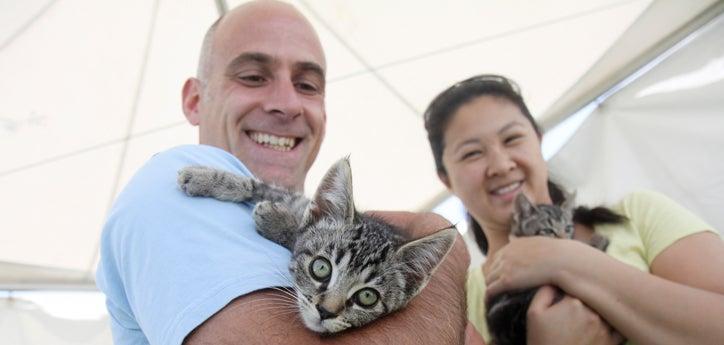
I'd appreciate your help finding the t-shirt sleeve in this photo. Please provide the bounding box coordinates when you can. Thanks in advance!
[621,190,718,264]
[95,145,292,345]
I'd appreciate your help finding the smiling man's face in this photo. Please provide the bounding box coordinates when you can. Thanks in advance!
[183,2,326,191]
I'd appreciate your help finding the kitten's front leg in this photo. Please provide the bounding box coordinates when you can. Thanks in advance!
[177,166,256,202]
[253,201,300,250]
[589,234,610,252]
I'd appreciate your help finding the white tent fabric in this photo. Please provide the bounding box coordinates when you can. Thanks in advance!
[548,8,724,231]
[1,0,722,343]
[540,0,721,129]
[0,297,110,344]
[1,0,665,288]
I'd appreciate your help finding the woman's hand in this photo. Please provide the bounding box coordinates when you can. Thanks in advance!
[485,237,594,298]
[465,321,487,345]
[527,285,624,345]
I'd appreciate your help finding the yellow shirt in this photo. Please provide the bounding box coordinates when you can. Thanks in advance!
[466,190,718,343]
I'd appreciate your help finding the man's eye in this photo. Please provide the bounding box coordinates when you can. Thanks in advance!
[238,75,266,85]
[296,82,320,95]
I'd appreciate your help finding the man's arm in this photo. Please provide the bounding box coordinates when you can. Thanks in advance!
[184,211,470,345]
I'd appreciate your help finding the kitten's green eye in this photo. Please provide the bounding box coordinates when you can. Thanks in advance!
[354,288,380,308]
[309,257,332,281]
[539,228,556,236]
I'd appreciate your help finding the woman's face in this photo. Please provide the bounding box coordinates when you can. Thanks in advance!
[440,95,551,230]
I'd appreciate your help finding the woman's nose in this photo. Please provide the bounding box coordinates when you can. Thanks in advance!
[486,148,516,177]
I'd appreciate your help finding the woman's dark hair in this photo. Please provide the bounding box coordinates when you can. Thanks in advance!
[423,74,625,255]
[424,74,540,176]
[424,74,542,174]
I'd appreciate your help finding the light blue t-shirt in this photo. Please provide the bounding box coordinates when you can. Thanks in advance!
[96,145,292,345]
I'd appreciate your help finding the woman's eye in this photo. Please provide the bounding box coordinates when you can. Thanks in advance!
[353,288,380,308]
[461,150,481,160]
[504,135,522,144]
[309,257,332,281]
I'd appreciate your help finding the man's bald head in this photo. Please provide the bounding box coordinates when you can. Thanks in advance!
[196,0,324,83]
[182,0,328,191]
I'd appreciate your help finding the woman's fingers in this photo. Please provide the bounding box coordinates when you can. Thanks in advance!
[528,285,558,310]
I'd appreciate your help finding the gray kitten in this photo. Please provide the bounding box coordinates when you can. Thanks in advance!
[486,193,610,345]
[511,193,609,250]
[177,158,456,333]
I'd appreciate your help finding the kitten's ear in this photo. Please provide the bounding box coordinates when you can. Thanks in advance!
[513,193,535,227]
[396,226,457,296]
[303,157,355,225]
[560,189,576,212]
[515,193,536,217]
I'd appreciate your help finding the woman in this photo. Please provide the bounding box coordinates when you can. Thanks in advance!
[423,75,724,344]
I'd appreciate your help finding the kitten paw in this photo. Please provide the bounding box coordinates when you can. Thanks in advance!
[253,201,298,249]
[590,234,610,252]
[177,166,216,197]
[253,201,280,226]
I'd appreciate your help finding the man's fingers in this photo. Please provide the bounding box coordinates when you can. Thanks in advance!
[610,330,625,344]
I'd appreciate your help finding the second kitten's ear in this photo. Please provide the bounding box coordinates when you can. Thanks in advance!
[515,193,536,218]
[303,157,355,225]
[513,193,536,229]
[560,189,576,213]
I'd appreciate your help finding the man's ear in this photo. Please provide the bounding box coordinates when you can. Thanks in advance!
[438,171,451,190]
[182,78,202,126]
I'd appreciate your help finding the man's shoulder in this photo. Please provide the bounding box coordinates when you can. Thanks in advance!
[133,145,252,187]
[151,144,250,174]
[109,145,251,214]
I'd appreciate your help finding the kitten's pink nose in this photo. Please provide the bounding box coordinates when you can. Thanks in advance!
[316,305,337,320]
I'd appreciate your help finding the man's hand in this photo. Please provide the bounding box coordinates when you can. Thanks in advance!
[185,211,470,345]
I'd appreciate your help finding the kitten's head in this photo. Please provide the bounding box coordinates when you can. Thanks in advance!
[511,193,574,239]
[289,157,456,333]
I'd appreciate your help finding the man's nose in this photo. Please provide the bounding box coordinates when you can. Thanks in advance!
[262,80,303,119]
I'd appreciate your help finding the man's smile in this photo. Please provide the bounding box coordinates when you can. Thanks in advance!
[247,130,299,152]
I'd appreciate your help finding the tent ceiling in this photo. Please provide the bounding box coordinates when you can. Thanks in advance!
[541,0,721,129]
[4,0,712,287]
[548,9,724,232]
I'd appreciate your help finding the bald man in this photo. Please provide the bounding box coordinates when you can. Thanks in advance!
[96,1,470,344]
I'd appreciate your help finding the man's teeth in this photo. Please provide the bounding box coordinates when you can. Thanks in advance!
[250,132,296,151]
[493,182,522,195]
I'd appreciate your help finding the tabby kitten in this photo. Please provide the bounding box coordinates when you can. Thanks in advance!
[486,193,610,345]
[177,157,456,333]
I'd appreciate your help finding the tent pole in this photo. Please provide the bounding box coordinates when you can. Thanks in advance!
[215,0,228,16]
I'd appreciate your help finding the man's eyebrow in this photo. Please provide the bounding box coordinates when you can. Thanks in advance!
[225,52,274,75]
[295,61,326,80]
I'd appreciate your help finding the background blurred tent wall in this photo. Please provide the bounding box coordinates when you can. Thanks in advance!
[1,295,110,345]
[544,2,724,232]
[1,0,722,343]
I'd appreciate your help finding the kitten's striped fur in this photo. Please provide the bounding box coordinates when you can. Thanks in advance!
[178,158,456,333]
[486,193,610,345]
